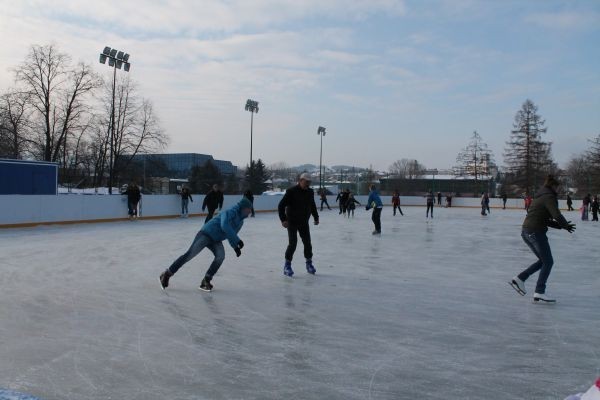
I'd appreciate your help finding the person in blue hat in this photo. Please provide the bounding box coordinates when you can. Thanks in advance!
[159,197,253,292]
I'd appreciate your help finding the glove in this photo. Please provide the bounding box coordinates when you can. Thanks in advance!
[234,245,242,257]
[237,240,244,249]
[365,206,370,211]
[314,219,319,226]
[565,221,576,233]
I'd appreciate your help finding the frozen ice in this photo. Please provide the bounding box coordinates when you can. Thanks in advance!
[0,206,599,400]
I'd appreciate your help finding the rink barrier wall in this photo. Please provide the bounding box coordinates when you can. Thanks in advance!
[0,194,576,228]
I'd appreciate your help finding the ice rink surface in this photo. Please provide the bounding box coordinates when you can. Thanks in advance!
[1,205,599,400]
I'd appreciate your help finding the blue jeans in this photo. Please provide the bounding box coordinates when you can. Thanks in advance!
[168,231,225,279]
[181,198,189,214]
[518,230,554,294]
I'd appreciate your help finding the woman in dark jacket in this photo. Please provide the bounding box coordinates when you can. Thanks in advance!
[509,175,576,303]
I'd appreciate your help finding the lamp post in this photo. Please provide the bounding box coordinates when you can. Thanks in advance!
[317,126,326,190]
[245,99,259,187]
[99,46,130,194]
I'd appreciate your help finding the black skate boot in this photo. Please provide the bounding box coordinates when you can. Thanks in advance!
[199,277,213,292]
[159,269,173,290]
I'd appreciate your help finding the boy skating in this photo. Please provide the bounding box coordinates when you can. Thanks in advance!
[366,184,383,234]
[278,173,319,277]
[159,197,253,292]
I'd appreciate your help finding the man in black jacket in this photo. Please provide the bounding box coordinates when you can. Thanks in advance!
[278,173,319,277]
[202,184,224,223]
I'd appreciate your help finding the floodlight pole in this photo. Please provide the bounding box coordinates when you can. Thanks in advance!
[99,47,130,194]
[109,64,117,194]
[245,99,259,189]
[317,126,326,191]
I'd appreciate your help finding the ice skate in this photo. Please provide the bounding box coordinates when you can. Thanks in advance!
[199,277,213,292]
[283,260,294,277]
[372,230,381,235]
[159,269,173,290]
[509,277,526,296]
[533,293,556,304]
[305,259,316,275]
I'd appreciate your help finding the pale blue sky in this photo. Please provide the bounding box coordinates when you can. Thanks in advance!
[0,0,598,171]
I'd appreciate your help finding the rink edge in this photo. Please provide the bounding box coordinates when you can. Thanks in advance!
[0,205,571,229]
[0,210,278,229]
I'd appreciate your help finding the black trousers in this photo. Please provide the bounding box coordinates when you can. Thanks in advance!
[320,199,331,210]
[205,208,216,223]
[372,207,382,232]
[393,205,403,216]
[285,223,313,261]
[426,202,434,217]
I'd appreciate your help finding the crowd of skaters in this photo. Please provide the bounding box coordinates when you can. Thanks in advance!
[111,172,592,304]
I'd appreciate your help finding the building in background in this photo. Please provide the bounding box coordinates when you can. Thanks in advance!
[130,153,237,179]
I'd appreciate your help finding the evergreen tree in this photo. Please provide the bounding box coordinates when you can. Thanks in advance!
[504,99,554,194]
[189,160,223,194]
[245,159,270,194]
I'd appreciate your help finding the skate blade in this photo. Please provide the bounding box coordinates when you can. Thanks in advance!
[198,287,212,292]
[508,281,526,296]
[533,298,556,304]
[159,277,166,291]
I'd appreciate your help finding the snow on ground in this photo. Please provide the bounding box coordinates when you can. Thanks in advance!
[0,206,599,400]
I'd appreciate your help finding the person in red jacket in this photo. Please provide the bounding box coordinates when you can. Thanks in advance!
[392,190,403,216]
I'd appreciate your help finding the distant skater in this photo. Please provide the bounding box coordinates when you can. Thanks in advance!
[244,189,255,217]
[566,194,573,211]
[524,194,532,213]
[202,184,224,223]
[485,192,491,214]
[592,196,599,222]
[437,192,442,206]
[346,193,361,218]
[159,197,252,292]
[124,183,141,220]
[502,193,507,209]
[582,194,591,221]
[509,175,576,303]
[180,186,193,218]
[426,190,434,219]
[366,184,383,234]
[336,191,344,214]
[278,173,319,277]
[340,189,350,215]
[392,190,404,216]
[480,192,487,216]
[319,190,331,211]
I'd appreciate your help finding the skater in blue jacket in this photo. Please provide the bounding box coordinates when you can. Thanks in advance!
[366,184,383,234]
[159,197,253,292]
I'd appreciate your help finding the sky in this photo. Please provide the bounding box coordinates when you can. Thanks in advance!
[0,0,599,171]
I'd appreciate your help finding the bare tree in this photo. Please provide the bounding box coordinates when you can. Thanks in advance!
[13,44,101,163]
[389,158,426,179]
[565,154,590,194]
[0,90,32,158]
[455,130,496,183]
[100,76,168,185]
[504,99,554,194]
[586,133,600,192]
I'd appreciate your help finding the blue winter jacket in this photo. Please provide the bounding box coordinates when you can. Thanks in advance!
[201,198,251,248]
[366,190,383,210]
